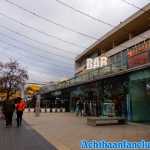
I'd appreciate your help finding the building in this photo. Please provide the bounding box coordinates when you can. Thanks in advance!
[44,4,150,122]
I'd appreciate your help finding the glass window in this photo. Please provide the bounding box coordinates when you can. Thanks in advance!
[122,50,128,66]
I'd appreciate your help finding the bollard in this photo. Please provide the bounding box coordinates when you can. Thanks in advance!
[41,108,45,113]
[30,108,34,112]
[46,108,50,113]
[52,108,56,112]
[62,108,66,112]
[57,108,60,112]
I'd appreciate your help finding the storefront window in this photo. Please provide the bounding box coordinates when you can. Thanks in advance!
[146,81,150,96]
[103,77,128,117]
[129,69,150,122]
[122,50,127,66]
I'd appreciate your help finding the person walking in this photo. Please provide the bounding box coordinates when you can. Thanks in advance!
[16,97,26,127]
[2,99,15,128]
[75,100,80,116]
[79,100,84,116]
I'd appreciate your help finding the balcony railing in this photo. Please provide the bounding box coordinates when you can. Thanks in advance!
[50,39,150,92]
[53,63,128,91]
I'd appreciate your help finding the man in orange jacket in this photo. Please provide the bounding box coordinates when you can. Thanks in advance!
[16,97,26,127]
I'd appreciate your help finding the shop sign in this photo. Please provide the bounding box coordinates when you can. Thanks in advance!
[128,40,150,68]
[128,52,149,68]
[86,56,108,70]
[128,40,150,58]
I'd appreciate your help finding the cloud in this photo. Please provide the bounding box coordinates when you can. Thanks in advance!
[0,0,148,83]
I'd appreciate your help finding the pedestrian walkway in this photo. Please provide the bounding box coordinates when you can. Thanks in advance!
[24,112,150,150]
[0,119,57,150]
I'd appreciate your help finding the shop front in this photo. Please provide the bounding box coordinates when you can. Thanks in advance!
[127,39,150,122]
[67,39,150,120]
[101,76,128,118]
[70,82,100,116]
[129,68,150,122]
[69,75,129,118]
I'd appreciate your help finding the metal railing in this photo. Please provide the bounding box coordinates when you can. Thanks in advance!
[54,63,128,90]
[50,39,150,91]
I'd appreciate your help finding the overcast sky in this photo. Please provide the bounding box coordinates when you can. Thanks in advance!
[0,0,149,84]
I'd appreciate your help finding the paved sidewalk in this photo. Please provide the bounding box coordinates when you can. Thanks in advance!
[24,113,150,150]
[0,118,57,150]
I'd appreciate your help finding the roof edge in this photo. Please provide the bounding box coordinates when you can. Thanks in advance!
[75,3,150,61]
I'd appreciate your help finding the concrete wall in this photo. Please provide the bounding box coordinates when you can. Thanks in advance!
[102,30,150,57]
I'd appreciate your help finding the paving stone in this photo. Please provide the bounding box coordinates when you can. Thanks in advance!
[0,118,57,150]
[24,113,150,150]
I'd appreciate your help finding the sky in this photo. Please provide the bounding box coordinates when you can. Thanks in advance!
[0,0,149,84]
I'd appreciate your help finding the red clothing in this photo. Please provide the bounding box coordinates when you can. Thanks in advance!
[16,101,26,111]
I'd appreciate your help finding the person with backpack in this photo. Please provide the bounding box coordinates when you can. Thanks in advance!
[16,97,26,127]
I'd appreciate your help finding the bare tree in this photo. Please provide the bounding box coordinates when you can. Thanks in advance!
[0,60,28,100]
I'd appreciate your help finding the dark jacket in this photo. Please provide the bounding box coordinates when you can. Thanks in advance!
[2,100,15,114]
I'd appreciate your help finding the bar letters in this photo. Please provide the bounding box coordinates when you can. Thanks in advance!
[86,56,108,70]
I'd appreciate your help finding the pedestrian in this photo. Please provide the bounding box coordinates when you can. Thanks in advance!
[2,99,15,128]
[16,97,26,127]
[75,100,80,116]
[79,100,84,116]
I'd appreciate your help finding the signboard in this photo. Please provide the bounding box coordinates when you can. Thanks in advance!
[86,56,108,70]
[128,51,149,68]
[128,40,150,68]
